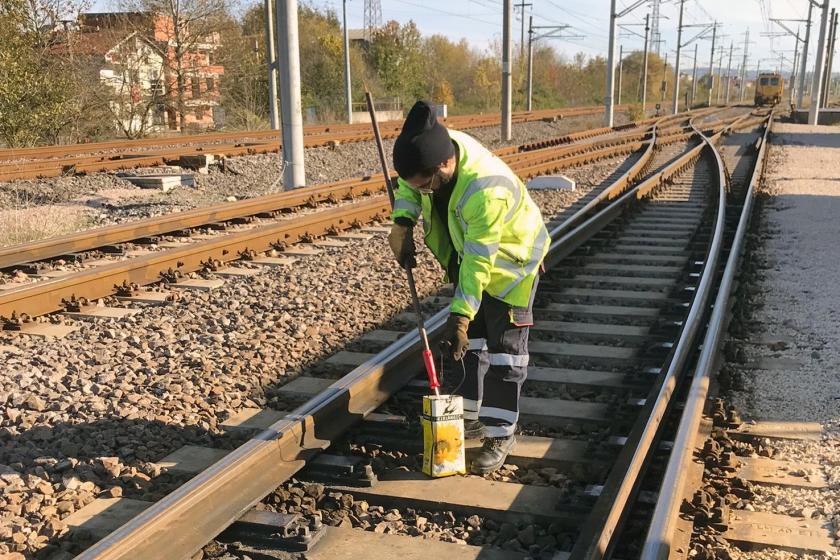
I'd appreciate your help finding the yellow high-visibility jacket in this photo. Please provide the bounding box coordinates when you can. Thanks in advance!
[392,130,549,320]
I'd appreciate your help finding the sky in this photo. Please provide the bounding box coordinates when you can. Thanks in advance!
[87,0,827,75]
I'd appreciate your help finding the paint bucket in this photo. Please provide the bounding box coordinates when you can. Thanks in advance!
[421,394,466,477]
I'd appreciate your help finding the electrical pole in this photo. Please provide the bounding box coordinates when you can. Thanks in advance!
[799,1,815,107]
[526,21,580,111]
[828,11,838,104]
[641,13,650,111]
[820,9,837,106]
[716,45,724,103]
[691,42,698,106]
[707,23,717,106]
[606,0,617,126]
[263,0,280,129]
[502,0,512,140]
[343,0,353,124]
[725,42,734,104]
[740,29,750,102]
[672,0,685,114]
[618,44,624,105]
[808,0,831,125]
[276,0,305,188]
[516,1,532,62]
[527,15,533,111]
[791,44,800,104]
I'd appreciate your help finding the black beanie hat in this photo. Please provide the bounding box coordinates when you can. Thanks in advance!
[393,100,455,178]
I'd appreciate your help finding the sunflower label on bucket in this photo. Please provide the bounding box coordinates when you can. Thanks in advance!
[421,395,466,477]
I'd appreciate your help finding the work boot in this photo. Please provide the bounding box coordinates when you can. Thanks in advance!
[463,419,485,441]
[470,435,516,475]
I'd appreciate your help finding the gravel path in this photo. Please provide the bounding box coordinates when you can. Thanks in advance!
[0,113,628,247]
[0,147,634,558]
[691,123,840,560]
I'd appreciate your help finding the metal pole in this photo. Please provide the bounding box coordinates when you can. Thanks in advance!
[707,23,717,106]
[725,42,734,104]
[827,12,839,104]
[617,44,624,105]
[820,9,836,106]
[691,42,698,106]
[798,1,814,107]
[263,0,280,129]
[740,29,749,102]
[517,1,531,62]
[502,0,512,141]
[791,46,799,104]
[527,16,534,111]
[276,0,306,188]
[641,13,650,111]
[716,45,724,103]
[343,0,353,124]
[808,0,830,124]
[605,0,617,126]
[672,0,685,114]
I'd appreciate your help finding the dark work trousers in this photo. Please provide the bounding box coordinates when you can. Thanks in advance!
[458,276,538,438]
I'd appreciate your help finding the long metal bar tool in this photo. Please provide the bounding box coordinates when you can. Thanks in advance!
[364,90,440,397]
[365,93,466,478]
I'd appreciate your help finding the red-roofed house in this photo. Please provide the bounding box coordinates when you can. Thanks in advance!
[52,12,224,135]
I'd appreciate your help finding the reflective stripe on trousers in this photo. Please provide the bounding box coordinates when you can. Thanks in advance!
[457,276,537,438]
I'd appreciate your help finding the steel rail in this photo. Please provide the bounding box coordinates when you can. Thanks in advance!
[76,305,450,560]
[0,175,384,271]
[545,120,664,242]
[640,112,775,560]
[566,117,748,559]
[0,104,620,163]
[0,198,390,321]
[0,103,699,182]
[69,114,714,560]
[0,124,662,272]
[544,131,708,269]
[0,112,742,325]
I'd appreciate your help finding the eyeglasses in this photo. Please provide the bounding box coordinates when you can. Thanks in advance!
[409,173,438,195]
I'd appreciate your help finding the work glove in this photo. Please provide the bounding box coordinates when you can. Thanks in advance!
[443,313,470,361]
[388,223,416,269]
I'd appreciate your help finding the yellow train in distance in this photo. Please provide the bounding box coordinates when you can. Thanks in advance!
[755,72,785,105]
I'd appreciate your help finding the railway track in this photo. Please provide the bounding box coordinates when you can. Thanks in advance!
[0,109,757,331]
[0,104,642,182]
[40,108,775,560]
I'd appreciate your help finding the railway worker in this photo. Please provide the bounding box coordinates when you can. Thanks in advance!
[387,100,549,475]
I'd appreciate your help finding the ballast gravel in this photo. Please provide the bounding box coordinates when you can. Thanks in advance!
[0,148,635,558]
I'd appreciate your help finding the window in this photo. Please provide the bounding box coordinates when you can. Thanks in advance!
[150,79,164,98]
[153,104,166,125]
[770,78,779,86]
[191,77,201,98]
[760,78,770,86]
[206,77,215,92]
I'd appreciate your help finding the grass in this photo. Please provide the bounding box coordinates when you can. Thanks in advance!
[0,186,93,247]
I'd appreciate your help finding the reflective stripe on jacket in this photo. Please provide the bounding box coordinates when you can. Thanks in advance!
[391,130,549,320]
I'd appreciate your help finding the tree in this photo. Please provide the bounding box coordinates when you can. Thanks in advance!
[366,20,427,105]
[0,1,76,146]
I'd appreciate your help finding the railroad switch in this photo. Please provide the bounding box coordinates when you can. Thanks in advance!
[221,510,326,552]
